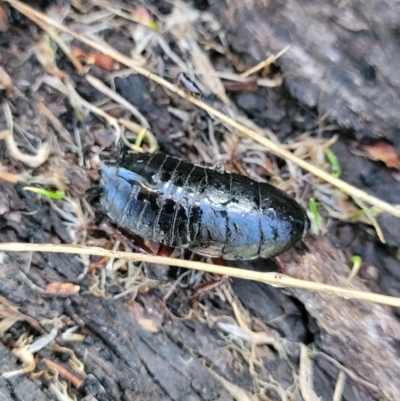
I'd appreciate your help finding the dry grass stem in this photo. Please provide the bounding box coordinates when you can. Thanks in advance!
[1,242,400,307]
[239,45,291,78]
[299,344,321,401]
[353,197,385,242]
[207,368,252,401]
[332,371,346,401]
[1,129,50,168]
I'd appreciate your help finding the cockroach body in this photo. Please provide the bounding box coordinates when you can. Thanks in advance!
[100,152,309,260]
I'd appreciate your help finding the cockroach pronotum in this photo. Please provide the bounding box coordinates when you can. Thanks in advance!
[100,152,309,260]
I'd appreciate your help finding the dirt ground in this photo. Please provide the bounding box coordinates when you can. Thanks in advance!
[0,0,400,400]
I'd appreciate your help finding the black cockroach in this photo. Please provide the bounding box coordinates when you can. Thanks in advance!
[100,152,309,260]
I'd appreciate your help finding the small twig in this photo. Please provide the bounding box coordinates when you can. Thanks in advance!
[332,371,346,401]
[239,45,291,78]
[43,358,84,388]
[1,242,400,307]
[299,344,321,401]
[2,101,51,168]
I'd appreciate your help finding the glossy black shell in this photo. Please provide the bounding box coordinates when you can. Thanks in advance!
[100,152,308,260]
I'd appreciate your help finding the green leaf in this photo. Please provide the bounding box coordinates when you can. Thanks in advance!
[144,20,159,32]
[349,255,362,266]
[23,187,65,199]
[325,148,341,178]
[309,197,321,232]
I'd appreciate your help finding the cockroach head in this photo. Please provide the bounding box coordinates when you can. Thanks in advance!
[85,185,103,198]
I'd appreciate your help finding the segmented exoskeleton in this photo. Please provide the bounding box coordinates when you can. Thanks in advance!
[100,152,308,260]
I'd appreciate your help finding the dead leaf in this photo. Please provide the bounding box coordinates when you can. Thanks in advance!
[72,48,117,71]
[362,141,400,170]
[45,282,80,297]
[222,76,258,92]
[43,358,84,388]
[91,53,116,71]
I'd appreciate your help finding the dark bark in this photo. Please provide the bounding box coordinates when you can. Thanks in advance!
[209,0,400,146]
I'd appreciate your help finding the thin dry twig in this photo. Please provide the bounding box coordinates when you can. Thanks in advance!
[1,101,51,168]
[299,344,321,401]
[5,0,400,218]
[207,368,252,401]
[332,371,346,401]
[1,242,400,307]
[239,45,291,78]
[43,358,84,389]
